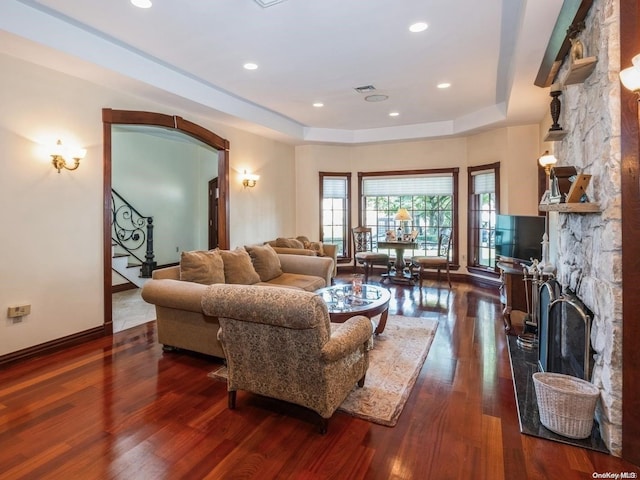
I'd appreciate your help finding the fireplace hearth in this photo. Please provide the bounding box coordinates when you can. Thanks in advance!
[507,280,607,452]
[507,335,608,452]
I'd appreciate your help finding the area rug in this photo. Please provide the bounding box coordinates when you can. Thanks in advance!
[208,315,438,427]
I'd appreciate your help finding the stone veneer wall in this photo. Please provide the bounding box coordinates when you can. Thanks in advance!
[550,0,622,455]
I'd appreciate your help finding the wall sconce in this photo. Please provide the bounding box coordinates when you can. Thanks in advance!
[50,139,86,173]
[619,53,640,94]
[242,170,259,188]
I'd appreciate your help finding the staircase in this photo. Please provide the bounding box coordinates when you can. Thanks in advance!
[112,243,148,288]
[111,189,156,286]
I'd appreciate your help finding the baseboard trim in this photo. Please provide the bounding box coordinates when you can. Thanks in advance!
[338,264,499,293]
[0,326,107,368]
[467,274,500,290]
[112,282,137,293]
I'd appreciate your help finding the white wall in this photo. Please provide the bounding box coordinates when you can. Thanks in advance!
[112,129,218,265]
[0,53,295,356]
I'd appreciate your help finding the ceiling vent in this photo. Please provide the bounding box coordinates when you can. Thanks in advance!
[355,85,388,101]
[354,85,377,94]
[254,0,288,7]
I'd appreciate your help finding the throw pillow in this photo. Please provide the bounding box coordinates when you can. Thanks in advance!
[304,240,325,257]
[296,235,311,244]
[245,244,283,281]
[275,237,305,249]
[179,249,225,285]
[219,247,261,285]
[271,246,315,256]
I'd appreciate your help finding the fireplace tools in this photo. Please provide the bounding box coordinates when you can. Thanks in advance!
[517,261,554,350]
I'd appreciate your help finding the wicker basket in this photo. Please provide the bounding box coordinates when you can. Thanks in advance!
[533,372,600,439]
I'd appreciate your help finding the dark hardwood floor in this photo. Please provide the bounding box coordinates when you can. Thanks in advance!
[1,275,638,479]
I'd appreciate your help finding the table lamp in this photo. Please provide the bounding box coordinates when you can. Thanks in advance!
[394,208,412,235]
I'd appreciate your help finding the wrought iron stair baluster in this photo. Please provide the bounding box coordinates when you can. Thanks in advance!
[111,189,156,278]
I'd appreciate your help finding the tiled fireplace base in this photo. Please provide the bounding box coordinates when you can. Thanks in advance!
[506,335,609,453]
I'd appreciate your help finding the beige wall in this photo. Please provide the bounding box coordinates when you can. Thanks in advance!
[0,54,295,356]
[506,126,543,214]
[228,130,296,247]
[295,125,541,269]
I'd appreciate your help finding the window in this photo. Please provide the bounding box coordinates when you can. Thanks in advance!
[467,163,500,273]
[320,172,351,258]
[358,169,459,263]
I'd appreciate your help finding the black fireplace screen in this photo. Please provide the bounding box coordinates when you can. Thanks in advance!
[537,279,561,373]
[538,284,594,380]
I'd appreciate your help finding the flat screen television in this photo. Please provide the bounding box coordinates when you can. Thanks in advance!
[494,214,545,264]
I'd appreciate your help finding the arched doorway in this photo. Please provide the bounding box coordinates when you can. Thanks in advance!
[102,109,230,334]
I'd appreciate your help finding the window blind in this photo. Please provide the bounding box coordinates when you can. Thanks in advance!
[323,177,347,197]
[471,171,495,194]
[363,174,453,196]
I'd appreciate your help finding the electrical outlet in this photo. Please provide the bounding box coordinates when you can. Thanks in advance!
[8,305,31,318]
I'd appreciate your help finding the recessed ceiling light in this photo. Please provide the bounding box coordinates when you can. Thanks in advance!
[409,22,428,33]
[313,102,324,108]
[243,63,258,70]
[437,82,451,89]
[389,112,400,117]
[131,0,152,8]
[364,94,389,102]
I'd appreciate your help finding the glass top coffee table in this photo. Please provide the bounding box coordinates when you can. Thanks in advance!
[315,284,391,334]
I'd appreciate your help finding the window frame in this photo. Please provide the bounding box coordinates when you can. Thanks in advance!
[467,162,500,277]
[357,168,459,267]
[319,172,352,261]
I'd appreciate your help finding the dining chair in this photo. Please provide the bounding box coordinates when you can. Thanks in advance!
[411,231,453,288]
[352,226,390,283]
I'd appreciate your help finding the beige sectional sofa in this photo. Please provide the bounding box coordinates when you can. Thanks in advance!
[141,246,334,359]
[265,236,338,279]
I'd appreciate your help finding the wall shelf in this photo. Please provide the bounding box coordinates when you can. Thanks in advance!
[563,56,597,85]
[538,202,601,213]
[544,129,569,142]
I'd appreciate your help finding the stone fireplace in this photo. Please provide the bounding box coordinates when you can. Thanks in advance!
[547,0,622,455]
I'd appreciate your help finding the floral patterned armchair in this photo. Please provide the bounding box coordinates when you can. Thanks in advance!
[201,284,373,433]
